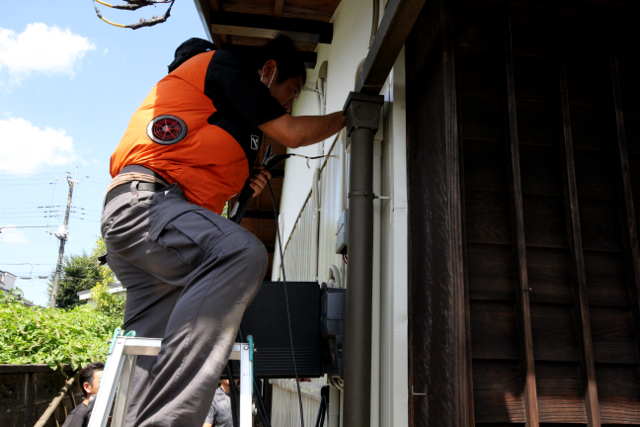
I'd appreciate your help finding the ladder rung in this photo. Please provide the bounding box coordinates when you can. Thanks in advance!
[121,337,162,356]
[228,342,248,361]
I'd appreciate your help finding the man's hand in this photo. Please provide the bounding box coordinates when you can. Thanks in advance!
[249,168,272,197]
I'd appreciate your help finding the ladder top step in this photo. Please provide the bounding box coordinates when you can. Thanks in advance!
[115,337,162,356]
[229,342,249,361]
[113,337,249,358]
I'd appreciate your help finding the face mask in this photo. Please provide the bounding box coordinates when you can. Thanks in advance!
[262,66,277,89]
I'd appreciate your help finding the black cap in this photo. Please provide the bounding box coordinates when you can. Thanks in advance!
[167,38,216,73]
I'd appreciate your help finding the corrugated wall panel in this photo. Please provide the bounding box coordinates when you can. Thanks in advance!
[317,135,348,287]
[270,379,325,427]
[280,189,318,282]
[274,135,347,287]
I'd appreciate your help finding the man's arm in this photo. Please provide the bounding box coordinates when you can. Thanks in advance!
[202,395,217,427]
[259,112,345,148]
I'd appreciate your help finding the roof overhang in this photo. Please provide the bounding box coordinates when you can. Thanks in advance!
[194,0,339,69]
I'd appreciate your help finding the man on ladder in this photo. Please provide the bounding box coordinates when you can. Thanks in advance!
[100,34,344,426]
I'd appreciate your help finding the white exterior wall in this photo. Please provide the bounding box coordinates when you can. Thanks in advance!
[270,1,408,426]
[377,50,409,427]
[276,0,372,245]
[0,270,16,290]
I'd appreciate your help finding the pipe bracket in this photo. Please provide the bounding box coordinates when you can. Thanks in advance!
[348,191,375,199]
[343,91,384,135]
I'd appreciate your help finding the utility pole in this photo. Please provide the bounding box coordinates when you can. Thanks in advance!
[49,173,75,307]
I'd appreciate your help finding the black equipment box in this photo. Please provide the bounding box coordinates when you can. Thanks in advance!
[231,281,323,378]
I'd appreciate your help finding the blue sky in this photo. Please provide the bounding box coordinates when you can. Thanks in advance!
[0,1,208,305]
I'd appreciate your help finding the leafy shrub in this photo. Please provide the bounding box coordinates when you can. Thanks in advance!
[0,291,122,370]
[52,239,113,309]
[91,277,125,319]
[53,254,103,309]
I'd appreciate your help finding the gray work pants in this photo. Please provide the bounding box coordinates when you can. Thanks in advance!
[101,183,267,427]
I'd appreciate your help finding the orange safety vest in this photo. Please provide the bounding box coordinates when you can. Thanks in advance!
[109,51,249,214]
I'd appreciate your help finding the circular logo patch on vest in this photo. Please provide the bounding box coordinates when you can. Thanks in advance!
[147,115,187,145]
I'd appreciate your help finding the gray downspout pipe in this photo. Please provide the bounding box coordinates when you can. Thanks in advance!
[343,92,384,427]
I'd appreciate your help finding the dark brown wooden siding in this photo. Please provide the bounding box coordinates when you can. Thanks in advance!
[407,1,640,425]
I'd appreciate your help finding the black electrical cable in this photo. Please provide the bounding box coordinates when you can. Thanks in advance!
[253,378,272,427]
[290,154,329,160]
[267,180,306,427]
[314,393,327,427]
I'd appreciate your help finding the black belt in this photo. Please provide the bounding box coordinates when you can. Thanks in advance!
[104,181,168,206]
[105,165,169,206]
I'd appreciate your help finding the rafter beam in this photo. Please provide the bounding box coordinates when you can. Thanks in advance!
[274,0,285,16]
[560,63,601,427]
[215,44,317,69]
[209,12,333,44]
[505,17,539,426]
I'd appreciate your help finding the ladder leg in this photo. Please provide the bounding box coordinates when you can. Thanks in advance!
[111,354,137,427]
[88,337,128,427]
[239,338,254,427]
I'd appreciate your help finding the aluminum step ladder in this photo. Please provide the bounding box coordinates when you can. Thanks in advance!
[88,329,254,427]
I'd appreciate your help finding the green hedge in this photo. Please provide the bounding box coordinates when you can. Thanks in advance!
[0,292,122,370]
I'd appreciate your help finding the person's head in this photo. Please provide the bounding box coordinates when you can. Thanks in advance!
[78,362,104,399]
[257,34,306,112]
[219,378,231,393]
[167,37,215,73]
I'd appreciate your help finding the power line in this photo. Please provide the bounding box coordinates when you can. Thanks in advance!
[0,225,55,232]
[0,263,52,266]
[16,275,51,280]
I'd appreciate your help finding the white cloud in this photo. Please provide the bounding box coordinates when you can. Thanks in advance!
[0,117,76,175]
[0,227,29,244]
[0,23,95,82]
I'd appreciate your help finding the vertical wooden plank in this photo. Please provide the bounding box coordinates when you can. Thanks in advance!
[406,0,474,424]
[441,1,475,425]
[560,64,602,427]
[504,16,540,427]
[611,56,640,346]
[26,372,35,426]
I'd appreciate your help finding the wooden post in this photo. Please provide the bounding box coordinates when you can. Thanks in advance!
[441,1,475,423]
[560,64,601,427]
[406,1,474,424]
[504,16,540,427]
